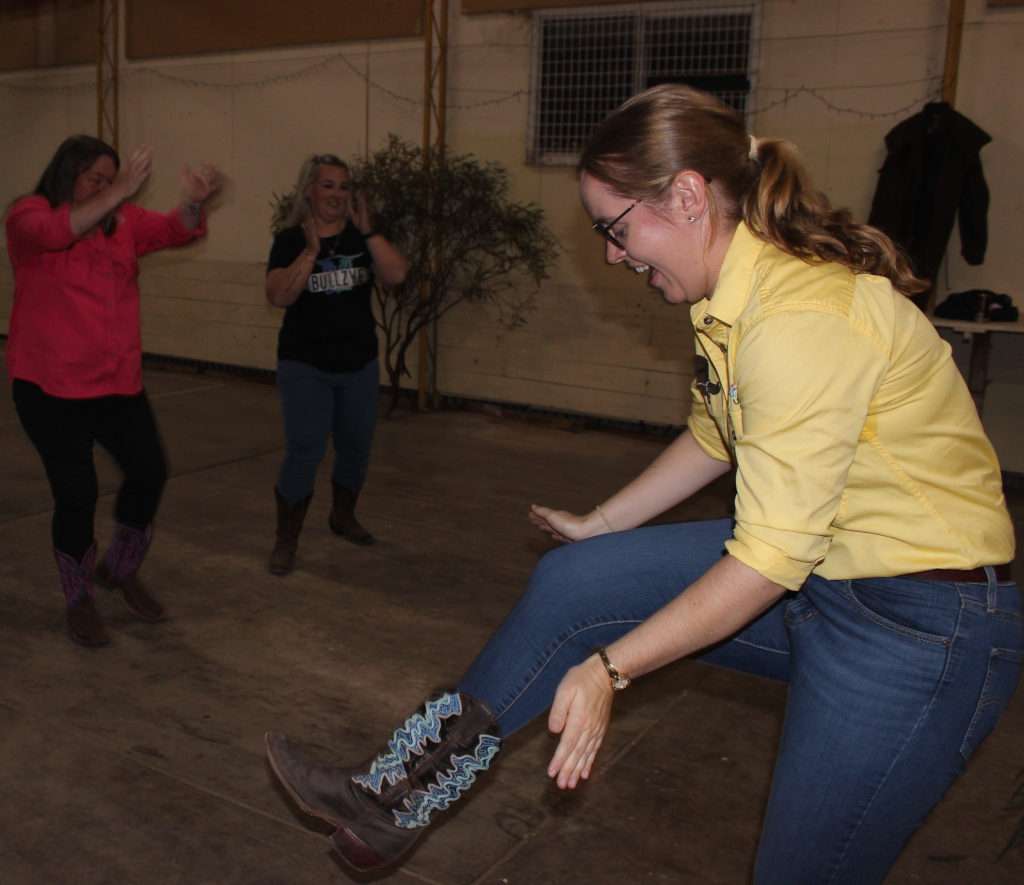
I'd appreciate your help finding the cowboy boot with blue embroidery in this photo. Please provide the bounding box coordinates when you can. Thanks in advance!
[265,691,501,872]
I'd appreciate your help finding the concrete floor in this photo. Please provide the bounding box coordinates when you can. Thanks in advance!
[1,358,1023,885]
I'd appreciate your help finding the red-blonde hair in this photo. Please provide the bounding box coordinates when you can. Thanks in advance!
[579,84,927,296]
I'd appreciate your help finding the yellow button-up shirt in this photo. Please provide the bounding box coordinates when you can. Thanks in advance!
[687,222,1014,590]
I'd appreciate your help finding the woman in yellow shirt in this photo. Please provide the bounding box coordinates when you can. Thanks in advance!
[265,85,1020,883]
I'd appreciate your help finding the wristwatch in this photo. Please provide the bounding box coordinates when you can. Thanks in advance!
[595,647,631,691]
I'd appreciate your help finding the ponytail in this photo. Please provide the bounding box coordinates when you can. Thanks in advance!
[744,139,927,296]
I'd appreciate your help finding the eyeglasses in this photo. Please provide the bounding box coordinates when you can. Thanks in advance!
[592,201,640,250]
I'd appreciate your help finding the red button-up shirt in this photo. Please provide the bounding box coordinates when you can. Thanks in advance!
[5,195,207,398]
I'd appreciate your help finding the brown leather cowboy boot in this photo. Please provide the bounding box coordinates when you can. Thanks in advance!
[328,482,374,546]
[266,691,501,872]
[95,523,165,622]
[55,542,109,647]
[268,488,312,576]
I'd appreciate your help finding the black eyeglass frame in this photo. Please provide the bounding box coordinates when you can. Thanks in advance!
[592,200,641,250]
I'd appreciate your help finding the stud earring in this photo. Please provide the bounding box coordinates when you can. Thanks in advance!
[687,216,696,223]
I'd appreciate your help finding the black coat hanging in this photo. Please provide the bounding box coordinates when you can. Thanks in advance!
[868,101,990,286]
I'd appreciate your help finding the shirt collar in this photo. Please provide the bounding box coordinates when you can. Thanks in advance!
[690,221,765,330]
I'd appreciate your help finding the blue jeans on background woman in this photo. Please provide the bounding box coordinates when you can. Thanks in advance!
[276,357,379,501]
[268,357,380,575]
[459,518,1024,884]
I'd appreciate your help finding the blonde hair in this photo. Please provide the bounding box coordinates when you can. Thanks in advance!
[282,153,350,229]
[579,84,927,296]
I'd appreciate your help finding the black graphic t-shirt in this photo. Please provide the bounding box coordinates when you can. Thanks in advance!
[267,223,377,373]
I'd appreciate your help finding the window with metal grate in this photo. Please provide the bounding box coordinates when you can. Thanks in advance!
[528,2,759,165]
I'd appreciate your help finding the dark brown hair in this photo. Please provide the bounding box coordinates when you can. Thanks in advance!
[34,135,121,236]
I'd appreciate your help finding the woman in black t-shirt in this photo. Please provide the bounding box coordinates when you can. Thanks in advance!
[265,154,408,575]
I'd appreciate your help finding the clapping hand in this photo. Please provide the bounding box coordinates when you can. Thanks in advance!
[301,214,320,256]
[180,163,222,205]
[349,188,374,236]
[114,146,153,201]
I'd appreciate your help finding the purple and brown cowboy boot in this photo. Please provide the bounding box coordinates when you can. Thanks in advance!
[55,542,109,647]
[95,523,165,622]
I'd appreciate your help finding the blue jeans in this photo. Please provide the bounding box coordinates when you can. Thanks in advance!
[276,358,379,502]
[458,519,1023,884]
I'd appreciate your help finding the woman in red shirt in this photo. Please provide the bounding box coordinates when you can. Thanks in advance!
[5,134,221,647]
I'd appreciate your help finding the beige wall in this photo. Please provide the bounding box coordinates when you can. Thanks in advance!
[1,0,1022,433]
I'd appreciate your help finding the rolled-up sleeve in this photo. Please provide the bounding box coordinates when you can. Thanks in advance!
[725,310,887,589]
[124,204,207,257]
[5,197,75,255]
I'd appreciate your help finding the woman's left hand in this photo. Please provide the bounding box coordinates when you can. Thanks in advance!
[181,163,223,205]
[529,504,609,543]
[547,655,614,789]
[350,189,374,236]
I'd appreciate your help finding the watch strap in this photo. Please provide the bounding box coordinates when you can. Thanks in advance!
[596,646,631,691]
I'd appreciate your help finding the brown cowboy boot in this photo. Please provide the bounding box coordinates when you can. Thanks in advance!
[268,488,312,576]
[55,543,110,647]
[328,482,374,546]
[95,523,165,622]
[266,690,501,872]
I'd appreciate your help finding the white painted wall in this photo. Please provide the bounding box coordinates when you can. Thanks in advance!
[1,0,1022,436]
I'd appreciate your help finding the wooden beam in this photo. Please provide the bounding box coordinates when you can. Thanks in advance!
[96,0,118,149]
[417,0,449,409]
[941,0,966,106]
[463,0,641,12]
[124,0,422,60]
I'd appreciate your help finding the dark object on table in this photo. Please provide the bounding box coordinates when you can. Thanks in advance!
[934,289,1018,323]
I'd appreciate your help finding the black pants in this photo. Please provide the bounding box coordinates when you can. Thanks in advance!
[12,379,168,561]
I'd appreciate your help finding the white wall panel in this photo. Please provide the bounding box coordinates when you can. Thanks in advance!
[1,0,1022,434]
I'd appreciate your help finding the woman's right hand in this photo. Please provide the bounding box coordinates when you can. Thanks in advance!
[301,214,320,256]
[529,504,611,543]
[113,146,153,202]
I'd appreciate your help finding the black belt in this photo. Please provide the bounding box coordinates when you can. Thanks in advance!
[900,564,1013,583]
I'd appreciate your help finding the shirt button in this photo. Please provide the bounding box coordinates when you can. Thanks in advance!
[703,316,713,325]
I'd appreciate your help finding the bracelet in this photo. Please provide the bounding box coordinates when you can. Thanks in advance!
[593,503,614,533]
[595,647,631,691]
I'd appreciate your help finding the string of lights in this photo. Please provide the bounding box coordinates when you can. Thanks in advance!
[749,79,944,119]
[0,18,959,119]
[0,61,945,120]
